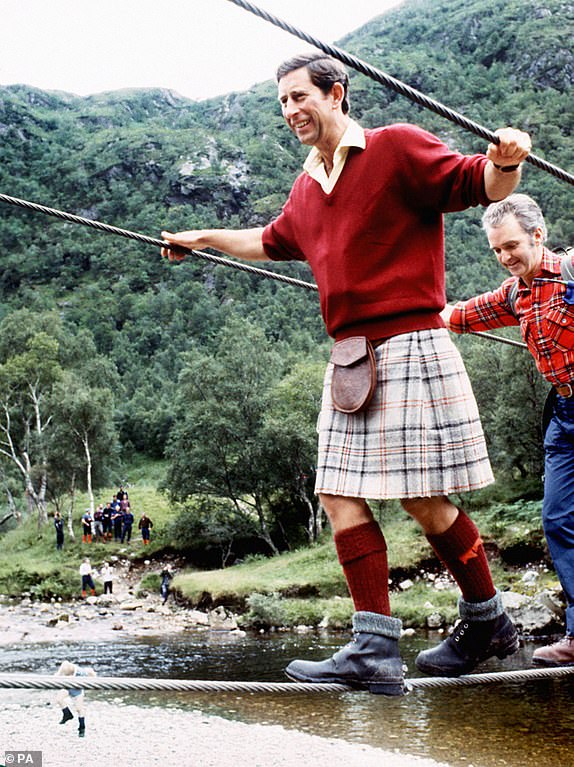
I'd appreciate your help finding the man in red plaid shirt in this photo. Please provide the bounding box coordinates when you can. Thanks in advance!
[444,193,574,666]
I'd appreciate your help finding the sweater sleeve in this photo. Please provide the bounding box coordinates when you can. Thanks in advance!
[386,124,490,212]
[261,180,307,262]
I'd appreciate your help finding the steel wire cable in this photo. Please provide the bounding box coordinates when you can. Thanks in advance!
[0,192,317,293]
[0,191,526,350]
[0,665,573,695]
[225,0,574,187]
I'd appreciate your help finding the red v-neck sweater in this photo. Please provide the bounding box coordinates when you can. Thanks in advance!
[262,123,490,341]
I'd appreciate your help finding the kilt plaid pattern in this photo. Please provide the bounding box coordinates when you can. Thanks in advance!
[315,328,494,499]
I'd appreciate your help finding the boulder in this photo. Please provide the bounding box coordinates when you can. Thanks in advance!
[502,590,565,635]
[208,606,239,631]
[188,610,209,626]
[120,600,144,611]
[426,612,445,629]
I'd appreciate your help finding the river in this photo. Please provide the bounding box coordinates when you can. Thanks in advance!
[2,628,573,767]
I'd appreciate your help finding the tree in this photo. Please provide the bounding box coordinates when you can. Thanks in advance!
[48,374,119,513]
[0,311,64,526]
[165,317,284,555]
[263,360,326,543]
[0,310,119,529]
[169,496,259,568]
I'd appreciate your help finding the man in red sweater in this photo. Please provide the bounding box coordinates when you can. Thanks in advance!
[161,53,531,694]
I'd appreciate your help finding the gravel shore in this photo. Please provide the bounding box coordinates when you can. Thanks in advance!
[0,695,451,767]
[0,595,453,767]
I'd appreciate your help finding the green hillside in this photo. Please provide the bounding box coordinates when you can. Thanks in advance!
[0,0,572,560]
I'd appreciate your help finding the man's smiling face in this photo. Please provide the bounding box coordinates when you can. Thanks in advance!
[277,67,341,151]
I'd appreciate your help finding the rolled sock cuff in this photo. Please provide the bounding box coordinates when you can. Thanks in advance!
[459,589,503,622]
[334,521,387,565]
[353,611,402,638]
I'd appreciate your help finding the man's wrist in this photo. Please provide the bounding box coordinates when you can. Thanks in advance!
[491,161,521,173]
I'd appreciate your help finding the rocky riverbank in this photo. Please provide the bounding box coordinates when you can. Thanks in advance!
[0,592,230,647]
[0,696,453,767]
[0,558,567,648]
[0,592,459,767]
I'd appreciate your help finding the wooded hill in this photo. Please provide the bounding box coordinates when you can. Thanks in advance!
[0,0,572,557]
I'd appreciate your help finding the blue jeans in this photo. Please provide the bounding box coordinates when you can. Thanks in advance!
[543,394,574,634]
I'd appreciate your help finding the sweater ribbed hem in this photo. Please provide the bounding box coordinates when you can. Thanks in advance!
[352,611,402,639]
[459,589,503,622]
[335,311,444,343]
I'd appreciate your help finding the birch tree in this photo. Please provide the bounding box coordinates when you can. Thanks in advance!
[48,375,118,514]
[0,315,63,527]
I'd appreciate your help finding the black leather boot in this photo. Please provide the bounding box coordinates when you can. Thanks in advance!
[59,707,73,724]
[78,717,86,737]
[416,612,519,676]
[285,612,404,696]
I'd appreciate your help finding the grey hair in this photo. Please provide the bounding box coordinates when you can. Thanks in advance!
[482,193,547,240]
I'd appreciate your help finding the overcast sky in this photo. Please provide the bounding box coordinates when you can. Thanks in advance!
[1,0,404,101]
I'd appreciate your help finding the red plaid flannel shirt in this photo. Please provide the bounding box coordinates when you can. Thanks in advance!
[449,248,574,387]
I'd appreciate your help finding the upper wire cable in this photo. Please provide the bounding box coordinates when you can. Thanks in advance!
[225,0,574,187]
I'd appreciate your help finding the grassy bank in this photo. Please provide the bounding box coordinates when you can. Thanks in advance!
[0,476,559,630]
[0,465,173,600]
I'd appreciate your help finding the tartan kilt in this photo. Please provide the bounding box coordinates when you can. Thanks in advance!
[315,328,494,499]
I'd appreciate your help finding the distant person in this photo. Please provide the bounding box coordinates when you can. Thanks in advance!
[79,558,95,598]
[100,562,114,594]
[93,504,105,543]
[117,485,128,503]
[160,565,173,605]
[102,502,113,541]
[56,660,96,738]
[442,193,574,667]
[121,507,135,543]
[81,509,93,544]
[112,506,124,542]
[54,511,64,551]
[160,52,530,691]
[138,513,153,545]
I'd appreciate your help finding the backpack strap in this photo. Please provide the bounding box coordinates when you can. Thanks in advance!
[506,279,520,318]
[559,246,574,281]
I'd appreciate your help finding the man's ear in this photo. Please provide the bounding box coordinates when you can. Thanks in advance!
[533,225,545,243]
[330,82,345,109]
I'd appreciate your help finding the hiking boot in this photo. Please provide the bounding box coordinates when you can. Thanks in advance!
[416,612,519,676]
[532,635,574,667]
[59,707,73,724]
[285,612,405,696]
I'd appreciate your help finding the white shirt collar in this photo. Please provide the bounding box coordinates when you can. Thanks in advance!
[303,119,365,193]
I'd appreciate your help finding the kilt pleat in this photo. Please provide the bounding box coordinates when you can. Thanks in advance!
[315,329,494,499]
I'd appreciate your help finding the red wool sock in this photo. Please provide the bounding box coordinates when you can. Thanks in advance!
[426,509,495,604]
[334,520,391,616]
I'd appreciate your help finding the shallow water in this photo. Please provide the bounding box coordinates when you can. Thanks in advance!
[3,630,574,767]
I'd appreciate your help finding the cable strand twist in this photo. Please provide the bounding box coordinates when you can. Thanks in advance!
[0,666,573,695]
[225,0,574,187]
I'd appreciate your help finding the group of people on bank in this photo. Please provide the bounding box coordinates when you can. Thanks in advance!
[54,485,154,549]
[79,556,173,603]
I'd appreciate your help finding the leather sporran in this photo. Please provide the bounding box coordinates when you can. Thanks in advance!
[330,336,377,414]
